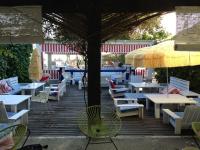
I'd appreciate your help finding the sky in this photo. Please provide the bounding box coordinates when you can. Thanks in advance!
[161,12,176,35]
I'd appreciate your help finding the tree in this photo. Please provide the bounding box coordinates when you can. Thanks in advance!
[113,16,170,40]
[0,47,15,79]
[0,44,33,82]
[102,54,125,66]
[107,16,170,65]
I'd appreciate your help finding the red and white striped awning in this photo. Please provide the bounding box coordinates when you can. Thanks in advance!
[41,43,78,55]
[41,41,154,54]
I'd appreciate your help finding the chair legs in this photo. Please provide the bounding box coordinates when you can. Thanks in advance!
[110,137,118,150]
[85,137,91,150]
[84,137,118,150]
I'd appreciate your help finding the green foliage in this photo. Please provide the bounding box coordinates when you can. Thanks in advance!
[129,17,170,40]
[0,44,33,82]
[155,66,200,93]
[102,54,125,66]
[113,16,170,40]
[0,47,15,79]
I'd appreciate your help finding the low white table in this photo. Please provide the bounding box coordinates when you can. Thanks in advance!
[128,82,164,93]
[0,95,31,112]
[144,94,197,119]
[21,83,45,96]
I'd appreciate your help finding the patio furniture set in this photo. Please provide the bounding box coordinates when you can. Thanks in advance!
[0,77,44,126]
[108,75,200,134]
[0,76,68,125]
[0,75,69,149]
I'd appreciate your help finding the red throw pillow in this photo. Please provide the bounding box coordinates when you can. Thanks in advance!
[169,88,181,94]
[160,85,181,94]
[0,80,12,94]
[110,80,116,89]
[40,76,49,82]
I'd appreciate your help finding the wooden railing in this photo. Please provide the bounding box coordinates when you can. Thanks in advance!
[43,69,59,80]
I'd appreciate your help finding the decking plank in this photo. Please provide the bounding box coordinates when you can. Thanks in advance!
[28,85,192,136]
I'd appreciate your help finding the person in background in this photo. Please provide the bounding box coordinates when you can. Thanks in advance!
[58,67,64,82]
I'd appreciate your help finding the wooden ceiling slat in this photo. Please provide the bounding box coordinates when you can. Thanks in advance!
[0,0,199,12]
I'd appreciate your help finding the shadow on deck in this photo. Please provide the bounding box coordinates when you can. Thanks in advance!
[28,85,193,136]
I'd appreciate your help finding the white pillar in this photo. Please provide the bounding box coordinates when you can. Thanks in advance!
[48,53,52,69]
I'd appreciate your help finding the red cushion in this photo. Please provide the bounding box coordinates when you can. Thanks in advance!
[160,85,181,94]
[169,88,181,94]
[110,80,116,88]
[40,76,49,82]
[0,80,12,94]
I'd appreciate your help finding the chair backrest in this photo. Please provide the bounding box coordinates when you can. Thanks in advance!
[170,76,190,91]
[106,79,116,89]
[182,105,200,128]
[0,101,8,122]
[78,105,121,138]
[6,76,18,87]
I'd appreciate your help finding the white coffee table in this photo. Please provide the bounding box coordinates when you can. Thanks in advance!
[0,95,31,112]
[144,94,197,118]
[20,82,45,96]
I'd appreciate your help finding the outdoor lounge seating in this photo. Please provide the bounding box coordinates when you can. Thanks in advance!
[113,98,144,118]
[107,79,129,98]
[0,77,21,95]
[0,101,29,125]
[169,77,199,98]
[162,105,200,134]
[47,79,66,101]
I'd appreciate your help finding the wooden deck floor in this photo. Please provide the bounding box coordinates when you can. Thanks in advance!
[28,85,192,136]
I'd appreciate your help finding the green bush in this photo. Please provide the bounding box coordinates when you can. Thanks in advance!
[0,44,33,82]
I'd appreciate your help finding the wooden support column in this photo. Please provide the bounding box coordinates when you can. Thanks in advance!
[87,8,101,106]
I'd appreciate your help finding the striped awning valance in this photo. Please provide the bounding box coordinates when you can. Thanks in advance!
[41,41,154,54]
[41,43,78,55]
[101,43,150,54]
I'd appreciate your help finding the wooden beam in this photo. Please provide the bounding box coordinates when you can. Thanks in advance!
[86,6,101,106]
[0,0,200,13]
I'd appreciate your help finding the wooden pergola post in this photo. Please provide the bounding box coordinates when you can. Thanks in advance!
[86,5,101,106]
